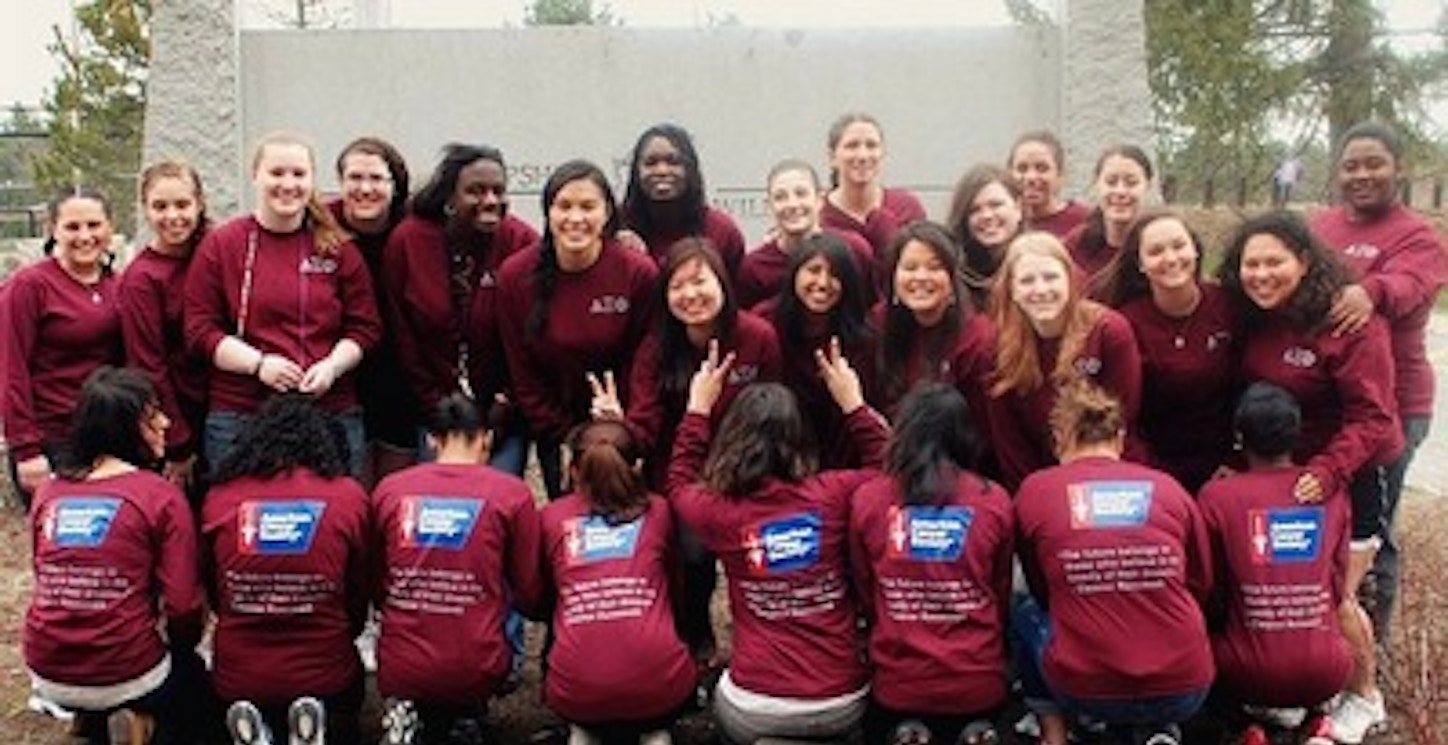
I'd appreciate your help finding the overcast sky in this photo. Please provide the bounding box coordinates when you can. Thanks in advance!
[0,0,1441,108]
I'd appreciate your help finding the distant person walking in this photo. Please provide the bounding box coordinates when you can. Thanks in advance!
[1272,156,1301,207]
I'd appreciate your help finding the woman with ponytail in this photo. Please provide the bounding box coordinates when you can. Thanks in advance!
[849,383,1013,745]
[184,132,382,474]
[540,419,694,745]
[497,160,658,499]
[371,393,543,745]
[120,161,211,492]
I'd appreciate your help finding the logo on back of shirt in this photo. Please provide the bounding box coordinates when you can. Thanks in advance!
[564,514,644,565]
[238,500,326,555]
[1249,506,1324,564]
[1282,346,1318,368]
[1343,242,1380,261]
[589,295,631,315]
[43,497,122,548]
[1068,481,1153,529]
[887,505,972,561]
[400,496,483,550]
[742,512,821,575]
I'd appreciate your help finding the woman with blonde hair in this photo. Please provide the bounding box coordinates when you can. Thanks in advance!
[986,231,1142,489]
[185,132,382,473]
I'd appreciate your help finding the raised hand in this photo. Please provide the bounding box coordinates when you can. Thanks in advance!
[686,339,736,416]
[587,369,624,421]
[815,336,865,414]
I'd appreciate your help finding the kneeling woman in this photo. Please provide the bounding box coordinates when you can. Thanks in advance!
[541,420,695,745]
[849,383,1014,745]
[372,394,544,744]
[1013,381,1212,745]
[201,395,371,745]
[25,367,205,745]
[666,344,888,744]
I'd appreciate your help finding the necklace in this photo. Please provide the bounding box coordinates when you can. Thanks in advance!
[1155,286,1202,350]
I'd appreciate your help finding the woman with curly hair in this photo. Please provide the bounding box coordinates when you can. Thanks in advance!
[201,394,370,745]
[984,232,1143,490]
[1096,209,1240,492]
[1215,211,1402,744]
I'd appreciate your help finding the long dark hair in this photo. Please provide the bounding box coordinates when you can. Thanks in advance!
[58,367,160,479]
[622,123,707,237]
[1095,209,1205,308]
[655,238,738,405]
[567,419,650,522]
[888,383,983,507]
[703,383,814,496]
[45,188,114,268]
[1216,210,1351,332]
[527,160,621,341]
[410,143,506,223]
[945,164,1022,290]
[212,394,351,483]
[772,232,873,350]
[878,220,970,402]
[1076,144,1154,263]
[424,392,490,440]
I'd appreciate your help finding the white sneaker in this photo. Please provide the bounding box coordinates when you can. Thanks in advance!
[638,730,672,745]
[1329,691,1387,744]
[288,697,325,745]
[227,701,272,745]
[1242,705,1307,729]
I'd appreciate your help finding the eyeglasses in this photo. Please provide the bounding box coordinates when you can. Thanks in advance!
[343,173,393,188]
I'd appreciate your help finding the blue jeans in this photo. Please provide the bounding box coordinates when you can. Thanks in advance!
[1012,599,1207,726]
[206,409,365,480]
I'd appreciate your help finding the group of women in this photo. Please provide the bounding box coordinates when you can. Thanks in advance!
[4,112,1445,745]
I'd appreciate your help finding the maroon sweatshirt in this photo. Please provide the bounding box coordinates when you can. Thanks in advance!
[120,247,209,460]
[1198,467,1352,707]
[541,494,695,724]
[372,462,543,706]
[1015,456,1214,700]
[184,216,382,415]
[1028,201,1091,240]
[820,188,927,265]
[985,309,1143,490]
[1116,284,1240,492]
[1311,204,1448,419]
[201,468,371,703]
[25,470,202,686]
[665,409,888,699]
[497,241,658,440]
[761,298,882,469]
[382,215,538,409]
[875,307,998,454]
[1062,220,1116,286]
[1239,315,1402,496]
[626,310,782,472]
[849,471,1015,715]
[3,258,122,460]
[737,229,878,311]
[632,206,745,282]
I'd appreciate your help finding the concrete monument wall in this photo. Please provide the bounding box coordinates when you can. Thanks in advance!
[146,4,1154,243]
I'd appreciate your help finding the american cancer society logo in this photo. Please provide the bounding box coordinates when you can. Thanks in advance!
[43,497,122,548]
[238,500,325,555]
[887,505,972,561]
[1250,506,1324,564]
[564,514,644,564]
[400,497,483,550]
[743,512,821,575]
[1068,481,1153,529]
